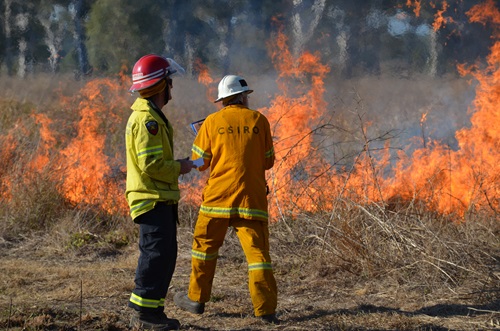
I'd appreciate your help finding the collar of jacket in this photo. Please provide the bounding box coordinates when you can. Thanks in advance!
[222,104,248,111]
[147,99,169,126]
[131,97,169,127]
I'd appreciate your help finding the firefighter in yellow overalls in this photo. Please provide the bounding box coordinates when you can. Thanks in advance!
[174,75,279,324]
[126,54,195,330]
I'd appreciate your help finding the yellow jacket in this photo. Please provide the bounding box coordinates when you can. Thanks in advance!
[192,104,275,221]
[125,98,180,220]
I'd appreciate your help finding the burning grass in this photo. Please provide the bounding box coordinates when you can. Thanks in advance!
[0,72,498,330]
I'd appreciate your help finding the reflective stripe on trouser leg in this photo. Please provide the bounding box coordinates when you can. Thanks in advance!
[129,203,178,312]
[232,218,277,317]
[188,214,229,303]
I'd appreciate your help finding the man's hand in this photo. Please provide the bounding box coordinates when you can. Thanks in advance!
[177,157,196,175]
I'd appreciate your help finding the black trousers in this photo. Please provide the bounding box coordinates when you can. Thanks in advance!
[128,202,178,312]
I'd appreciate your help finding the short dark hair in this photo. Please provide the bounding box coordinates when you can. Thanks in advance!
[222,93,245,106]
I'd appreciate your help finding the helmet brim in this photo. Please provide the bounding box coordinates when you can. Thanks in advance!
[214,89,253,103]
[129,69,177,92]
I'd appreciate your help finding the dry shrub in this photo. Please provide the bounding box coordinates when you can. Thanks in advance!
[0,103,66,237]
[0,75,134,246]
[269,200,499,296]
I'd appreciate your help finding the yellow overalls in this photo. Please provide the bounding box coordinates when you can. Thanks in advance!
[189,104,277,316]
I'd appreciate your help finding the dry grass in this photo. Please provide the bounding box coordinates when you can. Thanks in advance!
[0,207,498,330]
[0,74,499,330]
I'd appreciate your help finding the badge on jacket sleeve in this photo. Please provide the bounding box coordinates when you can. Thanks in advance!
[146,120,159,135]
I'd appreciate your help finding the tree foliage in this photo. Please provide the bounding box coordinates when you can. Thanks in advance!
[0,0,496,78]
[85,0,166,73]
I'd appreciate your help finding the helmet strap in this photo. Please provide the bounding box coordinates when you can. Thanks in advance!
[164,79,171,104]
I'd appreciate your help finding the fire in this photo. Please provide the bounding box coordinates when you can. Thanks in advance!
[0,131,18,201]
[260,2,499,219]
[430,1,453,31]
[195,59,218,103]
[29,113,56,171]
[420,112,427,125]
[0,78,129,216]
[406,0,422,17]
[2,2,498,221]
[196,59,215,86]
[181,3,500,220]
[56,78,128,215]
[383,0,500,217]
[261,30,331,216]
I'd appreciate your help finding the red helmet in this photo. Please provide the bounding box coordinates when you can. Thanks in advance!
[129,54,176,92]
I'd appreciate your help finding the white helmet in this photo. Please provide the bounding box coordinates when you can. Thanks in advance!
[214,75,253,103]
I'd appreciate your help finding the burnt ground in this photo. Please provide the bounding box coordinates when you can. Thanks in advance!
[1,224,499,331]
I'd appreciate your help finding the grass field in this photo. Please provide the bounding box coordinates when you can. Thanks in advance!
[0,73,498,330]
[1,211,498,330]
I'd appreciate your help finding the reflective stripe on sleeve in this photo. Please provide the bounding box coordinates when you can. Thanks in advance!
[192,144,212,159]
[130,200,155,218]
[137,145,163,158]
[265,147,274,158]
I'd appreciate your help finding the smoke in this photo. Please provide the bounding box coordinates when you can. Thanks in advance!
[169,2,494,160]
[387,10,413,36]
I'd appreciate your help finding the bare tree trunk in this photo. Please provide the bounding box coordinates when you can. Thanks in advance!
[17,39,26,77]
[162,0,197,74]
[183,33,194,77]
[336,30,348,74]
[427,30,437,77]
[3,0,14,76]
[291,0,326,58]
[221,17,234,74]
[15,11,29,78]
[71,0,91,79]
[38,13,63,74]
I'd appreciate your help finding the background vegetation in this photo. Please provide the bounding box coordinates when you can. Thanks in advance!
[0,0,495,78]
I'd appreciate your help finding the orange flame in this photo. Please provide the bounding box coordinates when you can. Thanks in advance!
[0,78,130,216]
[420,111,428,125]
[56,78,128,215]
[406,0,422,17]
[383,0,500,217]
[260,6,500,219]
[184,8,500,219]
[4,3,497,221]
[0,131,18,201]
[430,1,454,31]
[29,113,56,171]
[259,30,332,216]
[195,59,218,103]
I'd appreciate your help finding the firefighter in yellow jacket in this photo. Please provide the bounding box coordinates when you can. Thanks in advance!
[126,54,195,330]
[174,75,279,324]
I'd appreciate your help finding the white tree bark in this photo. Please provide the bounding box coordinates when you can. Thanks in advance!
[70,0,91,78]
[15,12,29,78]
[427,30,438,77]
[3,0,13,75]
[37,8,65,74]
[184,34,194,77]
[17,39,26,77]
[291,0,326,58]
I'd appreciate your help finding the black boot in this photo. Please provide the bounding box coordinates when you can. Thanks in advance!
[260,313,280,325]
[130,310,180,330]
[173,293,205,314]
